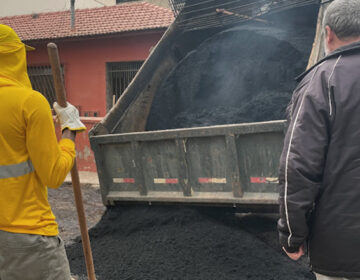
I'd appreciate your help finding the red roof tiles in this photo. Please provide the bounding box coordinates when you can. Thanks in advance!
[0,2,174,42]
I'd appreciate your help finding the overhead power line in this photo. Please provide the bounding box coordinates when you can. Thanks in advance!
[169,0,319,31]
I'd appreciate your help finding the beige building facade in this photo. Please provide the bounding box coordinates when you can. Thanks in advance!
[0,0,170,17]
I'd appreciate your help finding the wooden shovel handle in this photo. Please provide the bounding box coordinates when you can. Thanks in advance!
[47,42,96,280]
[47,43,67,107]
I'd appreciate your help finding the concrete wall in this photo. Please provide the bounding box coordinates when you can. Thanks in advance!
[0,0,116,17]
[54,117,101,172]
[1,0,170,17]
[146,0,170,8]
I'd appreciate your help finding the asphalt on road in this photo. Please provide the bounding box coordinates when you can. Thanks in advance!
[50,185,314,280]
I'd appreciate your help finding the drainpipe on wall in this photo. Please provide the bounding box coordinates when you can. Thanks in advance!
[71,0,75,30]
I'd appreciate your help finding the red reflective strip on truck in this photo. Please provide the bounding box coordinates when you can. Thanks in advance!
[154,178,179,184]
[250,177,279,184]
[198,178,227,184]
[199,178,210,183]
[250,177,267,183]
[113,178,135,183]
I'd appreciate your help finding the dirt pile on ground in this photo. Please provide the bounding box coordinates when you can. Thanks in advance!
[146,7,318,130]
[48,184,105,245]
[67,206,314,280]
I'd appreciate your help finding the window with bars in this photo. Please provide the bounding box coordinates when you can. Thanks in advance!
[106,61,144,111]
[27,65,64,107]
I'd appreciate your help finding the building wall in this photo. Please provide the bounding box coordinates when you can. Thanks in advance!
[146,0,170,8]
[54,117,101,172]
[0,0,116,17]
[27,31,164,172]
[1,0,169,17]
[27,31,164,117]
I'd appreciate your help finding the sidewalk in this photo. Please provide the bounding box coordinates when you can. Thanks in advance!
[64,171,99,187]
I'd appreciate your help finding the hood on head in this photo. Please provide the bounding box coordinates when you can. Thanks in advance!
[0,24,34,89]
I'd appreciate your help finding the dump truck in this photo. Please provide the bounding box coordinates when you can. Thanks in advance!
[89,0,329,210]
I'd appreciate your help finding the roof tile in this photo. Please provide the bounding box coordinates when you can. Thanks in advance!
[0,1,174,41]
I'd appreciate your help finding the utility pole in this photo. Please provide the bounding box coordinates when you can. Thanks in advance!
[71,0,75,30]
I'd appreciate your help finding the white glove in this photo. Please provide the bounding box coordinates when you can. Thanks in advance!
[53,102,86,132]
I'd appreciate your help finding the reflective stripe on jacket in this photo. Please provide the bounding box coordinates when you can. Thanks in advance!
[0,160,34,179]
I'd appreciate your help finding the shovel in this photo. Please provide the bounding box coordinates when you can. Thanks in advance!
[47,42,96,280]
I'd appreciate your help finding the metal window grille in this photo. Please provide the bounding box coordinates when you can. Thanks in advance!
[27,65,64,107]
[106,61,144,110]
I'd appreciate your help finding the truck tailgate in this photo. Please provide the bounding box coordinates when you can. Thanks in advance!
[90,120,286,207]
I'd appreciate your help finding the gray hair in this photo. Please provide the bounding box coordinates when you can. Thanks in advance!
[323,0,360,40]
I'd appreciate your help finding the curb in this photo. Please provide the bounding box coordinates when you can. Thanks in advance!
[64,171,99,187]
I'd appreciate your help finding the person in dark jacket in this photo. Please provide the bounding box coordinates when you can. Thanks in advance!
[278,0,360,279]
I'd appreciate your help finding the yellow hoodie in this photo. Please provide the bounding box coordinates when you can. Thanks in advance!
[0,25,75,236]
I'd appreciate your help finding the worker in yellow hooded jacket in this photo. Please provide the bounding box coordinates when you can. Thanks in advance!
[0,24,86,280]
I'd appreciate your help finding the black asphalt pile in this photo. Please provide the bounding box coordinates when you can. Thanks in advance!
[146,8,317,130]
[67,206,314,280]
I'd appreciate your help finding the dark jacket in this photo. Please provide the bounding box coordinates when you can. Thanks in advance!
[278,41,360,278]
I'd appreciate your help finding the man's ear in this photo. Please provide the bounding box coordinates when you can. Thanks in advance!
[325,25,335,45]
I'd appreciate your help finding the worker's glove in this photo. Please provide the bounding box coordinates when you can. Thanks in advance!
[53,102,86,132]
